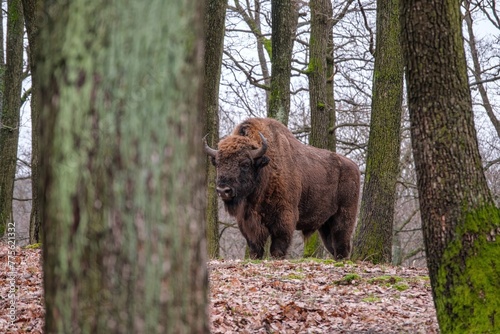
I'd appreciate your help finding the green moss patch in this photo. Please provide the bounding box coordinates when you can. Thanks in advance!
[335,273,362,285]
[283,273,305,280]
[362,295,381,303]
[23,243,42,249]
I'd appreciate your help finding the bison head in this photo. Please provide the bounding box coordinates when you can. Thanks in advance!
[204,133,269,204]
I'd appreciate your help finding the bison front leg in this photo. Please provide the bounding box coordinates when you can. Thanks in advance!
[269,233,292,259]
[238,216,269,260]
[268,215,295,259]
[246,238,267,259]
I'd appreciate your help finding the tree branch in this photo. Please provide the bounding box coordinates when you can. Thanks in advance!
[357,0,374,56]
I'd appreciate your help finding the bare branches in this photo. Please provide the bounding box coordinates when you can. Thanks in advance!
[223,50,270,91]
[357,0,374,56]
[331,0,356,27]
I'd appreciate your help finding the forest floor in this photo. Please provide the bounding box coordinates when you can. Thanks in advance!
[0,244,439,333]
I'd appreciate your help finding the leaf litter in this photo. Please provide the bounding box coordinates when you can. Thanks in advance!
[209,259,439,333]
[0,245,439,333]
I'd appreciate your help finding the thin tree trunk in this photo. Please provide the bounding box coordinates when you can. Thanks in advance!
[0,0,24,236]
[401,0,500,330]
[39,1,208,332]
[268,0,298,125]
[352,0,404,264]
[326,1,336,152]
[304,0,332,258]
[21,0,42,243]
[204,0,228,259]
[309,0,331,150]
[0,3,4,109]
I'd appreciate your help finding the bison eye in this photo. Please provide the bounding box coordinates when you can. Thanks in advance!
[240,161,251,171]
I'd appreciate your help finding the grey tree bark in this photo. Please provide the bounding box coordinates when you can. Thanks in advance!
[268,0,298,125]
[38,1,208,332]
[21,0,43,243]
[304,0,333,258]
[401,0,500,330]
[204,0,228,259]
[0,0,24,236]
[352,0,404,264]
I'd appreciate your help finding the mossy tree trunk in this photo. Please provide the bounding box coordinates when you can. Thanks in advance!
[401,0,500,331]
[268,0,298,125]
[308,0,332,151]
[352,0,404,264]
[326,9,336,153]
[304,0,334,258]
[21,0,42,243]
[258,0,298,258]
[204,0,228,259]
[0,0,24,236]
[38,1,208,333]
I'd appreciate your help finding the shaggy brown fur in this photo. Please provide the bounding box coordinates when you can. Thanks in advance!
[205,118,360,259]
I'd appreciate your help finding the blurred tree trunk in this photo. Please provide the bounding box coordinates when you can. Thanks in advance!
[304,0,333,258]
[38,1,208,333]
[401,0,500,331]
[352,0,404,264]
[21,0,42,243]
[204,0,227,259]
[268,0,298,125]
[0,0,24,236]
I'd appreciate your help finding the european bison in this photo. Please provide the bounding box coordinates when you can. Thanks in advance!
[204,118,360,259]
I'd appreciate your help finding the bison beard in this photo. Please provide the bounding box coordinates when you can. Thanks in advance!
[204,118,360,260]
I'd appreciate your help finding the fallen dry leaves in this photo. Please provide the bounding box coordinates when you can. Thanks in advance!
[1,245,439,333]
[210,259,439,333]
[0,245,44,333]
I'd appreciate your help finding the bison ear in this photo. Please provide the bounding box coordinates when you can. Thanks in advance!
[255,156,269,169]
[209,156,216,166]
[238,123,251,136]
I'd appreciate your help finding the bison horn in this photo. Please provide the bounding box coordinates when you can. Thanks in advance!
[203,134,218,158]
[250,132,268,159]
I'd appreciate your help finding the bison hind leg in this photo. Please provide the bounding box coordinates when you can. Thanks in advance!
[318,221,337,257]
[319,209,355,260]
[301,229,315,240]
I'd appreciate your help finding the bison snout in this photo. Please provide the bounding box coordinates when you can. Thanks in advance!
[216,186,234,200]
